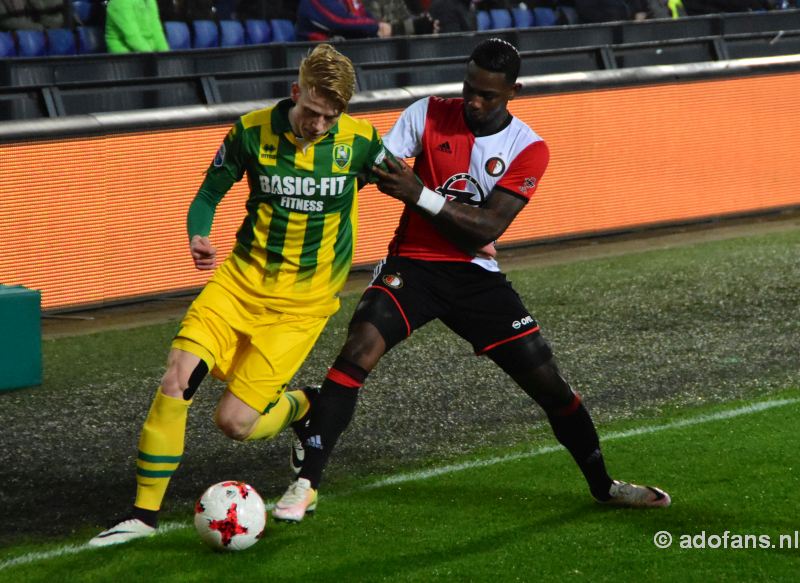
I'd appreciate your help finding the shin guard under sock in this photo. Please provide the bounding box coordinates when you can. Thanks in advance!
[134,387,191,512]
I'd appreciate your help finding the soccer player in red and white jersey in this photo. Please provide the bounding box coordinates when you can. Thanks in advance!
[273,38,671,521]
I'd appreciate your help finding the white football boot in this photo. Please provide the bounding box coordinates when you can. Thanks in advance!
[602,480,671,508]
[88,518,156,547]
[272,478,318,522]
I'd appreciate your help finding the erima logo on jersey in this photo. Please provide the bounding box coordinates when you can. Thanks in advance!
[260,144,277,162]
[512,315,534,330]
[260,175,347,197]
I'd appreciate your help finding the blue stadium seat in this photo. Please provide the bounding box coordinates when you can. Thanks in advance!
[269,18,295,42]
[512,7,533,28]
[76,25,104,54]
[476,10,491,31]
[219,19,245,47]
[71,0,95,24]
[244,19,272,45]
[533,7,557,27]
[46,28,77,55]
[16,30,46,57]
[192,19,219,48]
[0,31,16,57]
[164,21,191,49]
[489,9,513,29]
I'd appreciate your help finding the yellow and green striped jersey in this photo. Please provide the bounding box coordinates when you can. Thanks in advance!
[188,99,385,317]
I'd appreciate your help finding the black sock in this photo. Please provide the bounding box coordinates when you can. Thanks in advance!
[298,357,366,489]
[132,506,159,528]
[546,397,613,501]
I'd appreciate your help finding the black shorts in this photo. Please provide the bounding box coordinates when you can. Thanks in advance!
[350,256,553,363]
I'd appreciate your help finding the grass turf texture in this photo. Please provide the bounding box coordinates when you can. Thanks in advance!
[0,226,797,579]
[2,393,799,582]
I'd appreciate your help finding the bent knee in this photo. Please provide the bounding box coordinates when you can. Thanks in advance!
[214,414,252,441]
[160,356,208,400]
[160,368,188,399]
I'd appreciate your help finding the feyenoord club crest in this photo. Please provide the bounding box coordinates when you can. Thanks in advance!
[382,274,403,289]
[333,144,352,169]
[485,156,506,177]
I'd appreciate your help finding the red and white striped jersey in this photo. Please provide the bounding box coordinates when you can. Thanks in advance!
[383,96,549,270]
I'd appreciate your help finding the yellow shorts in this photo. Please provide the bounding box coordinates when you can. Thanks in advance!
[172,279,329,414]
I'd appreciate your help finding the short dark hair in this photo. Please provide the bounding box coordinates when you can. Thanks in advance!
[469,38,521,84]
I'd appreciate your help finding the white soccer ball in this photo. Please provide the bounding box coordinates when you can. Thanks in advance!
[194,481,267,551]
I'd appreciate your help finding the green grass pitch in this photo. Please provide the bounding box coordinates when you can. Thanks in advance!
[0,225,798,582]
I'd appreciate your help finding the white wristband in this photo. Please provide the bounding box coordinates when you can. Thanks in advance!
[416,187,446,216]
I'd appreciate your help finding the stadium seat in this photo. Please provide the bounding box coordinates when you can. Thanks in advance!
[476,10,491,31]
[219,19,245,47]
[192,19,219,48]
[16,30,46,57]
[164,21,191,49]
[512,7,533,28]
[46,28,77,55]
[76,26,104,54]
[489,9,513,29]
[533,7,558,27]
[244,19,272,45]
[71,0,96,25]
[0,31,16,57]
[270,18,295,42]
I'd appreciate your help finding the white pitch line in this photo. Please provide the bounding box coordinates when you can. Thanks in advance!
[1,396,797,571]
[360,397,799,490]
[0,522,185,570]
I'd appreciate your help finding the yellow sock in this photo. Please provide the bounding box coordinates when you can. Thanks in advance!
[244,390,310,441]
[134,387,192,511]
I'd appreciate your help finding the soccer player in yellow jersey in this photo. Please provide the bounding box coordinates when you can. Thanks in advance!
[89,43,387,546]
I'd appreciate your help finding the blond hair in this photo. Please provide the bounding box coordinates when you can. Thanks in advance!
[298,44,356,112]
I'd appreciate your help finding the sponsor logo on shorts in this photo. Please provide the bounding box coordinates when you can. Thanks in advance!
[512,315,534,330]
[382,274,403,289]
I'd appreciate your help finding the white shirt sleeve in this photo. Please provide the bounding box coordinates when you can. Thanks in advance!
[383,97,429,159]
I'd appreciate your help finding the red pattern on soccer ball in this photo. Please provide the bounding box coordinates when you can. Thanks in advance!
[221,480,250,499]
[208,503,248,547]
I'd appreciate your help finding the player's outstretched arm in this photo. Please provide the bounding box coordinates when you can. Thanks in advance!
[190,235,217,270]
[372,157,524,254]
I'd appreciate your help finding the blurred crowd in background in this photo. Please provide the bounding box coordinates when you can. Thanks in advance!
[0,0,793,54]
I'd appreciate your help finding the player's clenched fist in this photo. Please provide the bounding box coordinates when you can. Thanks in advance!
[190,235,217,270]
[372,157,422,205]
